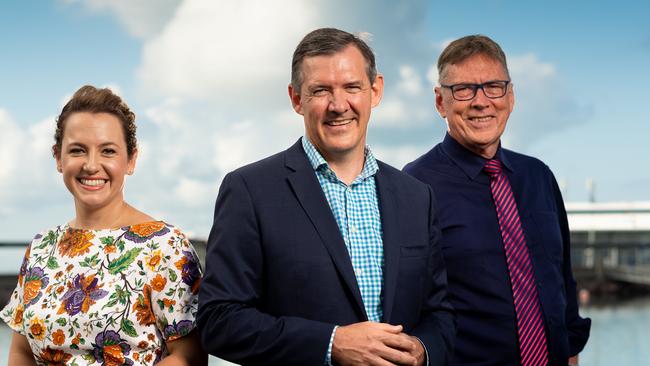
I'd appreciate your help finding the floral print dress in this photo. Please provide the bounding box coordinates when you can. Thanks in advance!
[1,221,202,365]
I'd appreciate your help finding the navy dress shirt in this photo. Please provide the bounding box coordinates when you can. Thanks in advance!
[404,134,590,366]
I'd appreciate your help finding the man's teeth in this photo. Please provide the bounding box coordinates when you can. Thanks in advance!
[80,179,106,186]
[328,119,353,126]
[470,116,492,122]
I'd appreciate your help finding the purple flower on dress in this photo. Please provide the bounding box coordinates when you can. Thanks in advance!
[23,267,49,307]
[92,330,133,366]
[19,255,29,279]
[57,274,108,316]
[123,221,170,243]
[163,319,194,341]
[174,250,201,294]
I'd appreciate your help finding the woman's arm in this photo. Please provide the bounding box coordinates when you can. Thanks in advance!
[8,332,36,366]
[157,330,207,366]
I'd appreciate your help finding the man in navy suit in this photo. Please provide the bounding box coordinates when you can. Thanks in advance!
[404,35,590,366]
[198,28,455,365]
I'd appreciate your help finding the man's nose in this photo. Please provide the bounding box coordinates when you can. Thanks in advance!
[327,90,350,114]
[470,86,491,108]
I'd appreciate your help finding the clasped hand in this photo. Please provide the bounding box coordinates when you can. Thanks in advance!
[332,321,425,366]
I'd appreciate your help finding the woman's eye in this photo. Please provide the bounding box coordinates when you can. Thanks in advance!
[69,148,84,154]
[103,149,116,155]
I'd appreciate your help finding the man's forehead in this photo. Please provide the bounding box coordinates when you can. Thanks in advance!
[300,47,369,84]
[443,54,508,81]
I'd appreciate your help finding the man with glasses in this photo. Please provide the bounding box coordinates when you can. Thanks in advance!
[404,35,590,366]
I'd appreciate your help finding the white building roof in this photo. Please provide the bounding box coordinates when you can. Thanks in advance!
[566,201,650,231]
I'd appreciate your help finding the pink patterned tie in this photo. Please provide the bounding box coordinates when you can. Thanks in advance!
[484,159,548,366]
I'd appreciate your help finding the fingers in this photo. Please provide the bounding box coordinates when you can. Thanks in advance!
[371,322,403,333]
[332,322,419,366]
[374,344,418,365]
[382,331,415,351]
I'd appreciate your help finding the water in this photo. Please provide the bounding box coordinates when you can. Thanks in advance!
[1,297,649,365]
[579,296,650,365]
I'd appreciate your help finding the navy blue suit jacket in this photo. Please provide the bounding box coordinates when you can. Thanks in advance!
[198,140,455,366]
[404,134,590,366]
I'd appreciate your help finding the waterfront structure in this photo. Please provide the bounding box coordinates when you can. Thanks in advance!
[568,201,650,287]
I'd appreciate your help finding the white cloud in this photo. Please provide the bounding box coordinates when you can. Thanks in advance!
[0,110,21,184]
[211,120,262,173]
[136,0,318,108]
[396,65,423,96]
[0,110,61,217]
[63,0,183,39]
[174,177,214,207]
[426,64,439,86]
[374,97,407,126]
[372,144,423,170]
[509,53,556,82]
[505,53,590,150]
[373,95,432,128]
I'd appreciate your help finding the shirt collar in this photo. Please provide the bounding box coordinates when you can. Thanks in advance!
[441,133,513,180]
[301,136,379,182]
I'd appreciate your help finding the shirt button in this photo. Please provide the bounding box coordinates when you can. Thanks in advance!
[350,225,357,233]
[355,268,364,276]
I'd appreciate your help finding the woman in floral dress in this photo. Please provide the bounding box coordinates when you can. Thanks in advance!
[1,85,206,366]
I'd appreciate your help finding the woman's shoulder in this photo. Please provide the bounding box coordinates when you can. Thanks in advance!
[25,224,68,250]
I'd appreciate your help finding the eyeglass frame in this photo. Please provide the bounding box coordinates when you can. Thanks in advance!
[439,80,511,101]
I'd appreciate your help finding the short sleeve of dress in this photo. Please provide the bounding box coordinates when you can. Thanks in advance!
[146,226,203,342]
[1,233,41,334]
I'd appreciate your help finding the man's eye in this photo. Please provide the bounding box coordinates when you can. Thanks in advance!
[69,148,84,154]
[346,86,362,93]
[453,85,472,93]
[312,89,328,96]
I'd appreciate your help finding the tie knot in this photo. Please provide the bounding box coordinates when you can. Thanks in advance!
[483,159,502,179]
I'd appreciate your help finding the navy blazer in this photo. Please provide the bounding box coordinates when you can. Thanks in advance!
[404,134,590,366]
[198,140,455,366]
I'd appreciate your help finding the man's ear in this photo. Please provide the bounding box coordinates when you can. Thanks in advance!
[288,83,304,115]
[434,86,447,119]
[370,73,384,108]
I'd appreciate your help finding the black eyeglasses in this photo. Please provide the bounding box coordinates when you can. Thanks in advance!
[440,80,510,101]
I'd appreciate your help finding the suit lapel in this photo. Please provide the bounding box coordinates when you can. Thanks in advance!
[284,141,367,319]
[376,164,400,321]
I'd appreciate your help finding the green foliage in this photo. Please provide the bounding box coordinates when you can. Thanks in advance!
[107,248,143,275]
[121,318,138,337]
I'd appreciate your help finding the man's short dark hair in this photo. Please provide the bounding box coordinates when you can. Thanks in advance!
[291,27,377,93]
[438,35,509,83]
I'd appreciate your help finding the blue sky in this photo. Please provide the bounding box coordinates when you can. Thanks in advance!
[1,0,649,241]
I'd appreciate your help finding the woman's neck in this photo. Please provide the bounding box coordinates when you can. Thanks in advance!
[71,199,132,230]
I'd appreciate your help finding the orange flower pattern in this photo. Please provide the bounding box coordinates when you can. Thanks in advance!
[58,228,95,257]
[38,347,73,365]
[52,329,66,346]
[1,221,201,365]
[29,317,47,340]
[133,285,156,326]
[150,274,167,292]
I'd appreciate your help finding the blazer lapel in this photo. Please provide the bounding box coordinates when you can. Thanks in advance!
[375,164,400,321]
[284,141,367,319]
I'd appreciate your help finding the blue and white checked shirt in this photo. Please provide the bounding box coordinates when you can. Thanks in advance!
[301,137,385,364]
